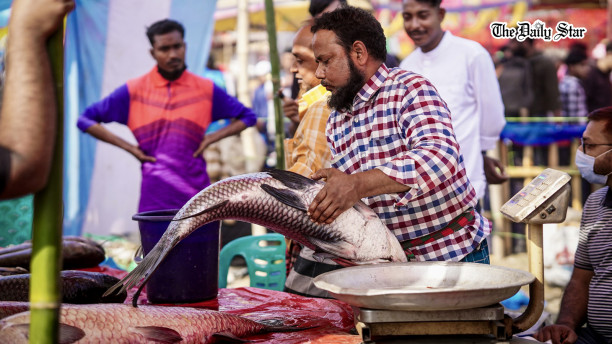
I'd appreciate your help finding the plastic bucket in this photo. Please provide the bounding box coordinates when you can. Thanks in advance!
[133,209,220,304]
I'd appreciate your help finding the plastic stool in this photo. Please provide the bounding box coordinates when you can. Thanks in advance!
[219,233,286,290]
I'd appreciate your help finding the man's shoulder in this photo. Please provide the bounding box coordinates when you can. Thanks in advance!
[446,34,491,60]
[400,50,421,68]
[383,68,434,92]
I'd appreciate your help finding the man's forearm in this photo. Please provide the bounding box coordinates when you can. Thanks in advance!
[85,124,136,153]
[353,169,411,199]
[205,120,247,145]
[0,32,55,195]
[555,267,592,329]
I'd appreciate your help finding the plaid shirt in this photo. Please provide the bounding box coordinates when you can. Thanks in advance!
[559,75,588,120]
[327,64,491,261]
[286,85,332,177]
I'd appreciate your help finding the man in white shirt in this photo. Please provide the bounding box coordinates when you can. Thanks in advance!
[400,0,507,203]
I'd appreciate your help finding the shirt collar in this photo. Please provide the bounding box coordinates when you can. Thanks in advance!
[150,66,190,87]
[604,187,612,208]
[356,63,389,104]
[418,31,450,58]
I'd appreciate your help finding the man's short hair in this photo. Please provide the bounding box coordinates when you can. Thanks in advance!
[312,6,387,62]
[146,19,185,46]
[565,50,587,66]
[588,107,612,136]
[414,0,442,8]
[309,0,347,17]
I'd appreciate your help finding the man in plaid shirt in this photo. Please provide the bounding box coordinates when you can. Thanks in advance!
[560,50,590,122]
[308,7,491,264]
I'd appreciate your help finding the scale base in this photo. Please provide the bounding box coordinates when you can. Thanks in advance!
[354,304,515,343]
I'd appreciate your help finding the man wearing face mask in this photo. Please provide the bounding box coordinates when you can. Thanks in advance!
[534,107,612,344]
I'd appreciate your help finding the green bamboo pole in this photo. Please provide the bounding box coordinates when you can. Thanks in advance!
[264,0,285,170]
[29,24,65,344]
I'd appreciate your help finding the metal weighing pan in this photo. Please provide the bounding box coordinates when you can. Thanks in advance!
[313,261,535,311]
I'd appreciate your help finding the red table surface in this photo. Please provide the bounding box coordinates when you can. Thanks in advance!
[82,266,363,344]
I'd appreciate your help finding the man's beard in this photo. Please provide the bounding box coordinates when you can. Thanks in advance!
[327,58,365,113]
[158,64,187,81]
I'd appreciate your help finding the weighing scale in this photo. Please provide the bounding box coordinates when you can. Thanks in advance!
[314,168,572,343]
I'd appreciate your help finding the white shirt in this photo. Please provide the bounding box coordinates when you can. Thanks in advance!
[400,32,505,199]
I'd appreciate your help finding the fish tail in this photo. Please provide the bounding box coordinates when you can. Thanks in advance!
[103,242,173,307]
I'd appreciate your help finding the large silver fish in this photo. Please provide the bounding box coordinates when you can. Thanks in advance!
[105,169,407,305]
[0,303,306,343]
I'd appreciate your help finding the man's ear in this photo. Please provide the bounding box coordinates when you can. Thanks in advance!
[150,48,155,59]
[438,7,446,21]
[351,41,368,67]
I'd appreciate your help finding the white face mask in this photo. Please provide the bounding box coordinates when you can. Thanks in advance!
[575,148,612,185]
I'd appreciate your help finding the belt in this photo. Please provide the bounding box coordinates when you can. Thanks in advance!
[401,208,475,260]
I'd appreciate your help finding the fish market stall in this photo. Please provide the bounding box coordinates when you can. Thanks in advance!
[92,266,363,344]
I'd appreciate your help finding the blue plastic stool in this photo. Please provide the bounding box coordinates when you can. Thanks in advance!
[218,233,286,291]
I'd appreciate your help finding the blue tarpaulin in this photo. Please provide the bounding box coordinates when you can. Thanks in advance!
[500,122,586,146]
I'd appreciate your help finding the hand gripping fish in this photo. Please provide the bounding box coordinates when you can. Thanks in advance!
[105,169,407,305]
[0,303,308,343]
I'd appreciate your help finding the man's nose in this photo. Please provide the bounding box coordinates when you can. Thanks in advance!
[315,64,325,79]
[404,17,419,31]
[290,60,298,74]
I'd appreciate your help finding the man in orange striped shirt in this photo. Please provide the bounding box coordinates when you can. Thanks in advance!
[281,22,339,298]
[77,19,256,212]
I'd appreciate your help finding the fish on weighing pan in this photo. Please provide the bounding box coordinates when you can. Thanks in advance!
[105,169,406,305]
[0,303,308,343]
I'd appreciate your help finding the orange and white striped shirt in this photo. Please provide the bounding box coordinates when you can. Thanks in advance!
[285,84,332,177]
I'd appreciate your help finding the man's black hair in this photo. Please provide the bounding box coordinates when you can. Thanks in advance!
[414,0,442,7]
[146,19,185,46]
[309,0,347,17]
[565,50,587,66]
[312,6,387,62]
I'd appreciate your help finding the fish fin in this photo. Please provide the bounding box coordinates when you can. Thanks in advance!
[265,168,317,190]
[260,184,308,212]
[172,200,229,221]
[309,237,354,261]
[58,323,87,344]
[211,331,249,342]
[131,326,183,343]
[103,239,173,307]
[352,201,378,220]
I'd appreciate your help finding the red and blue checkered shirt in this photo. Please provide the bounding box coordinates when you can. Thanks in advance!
[326,64,491,261]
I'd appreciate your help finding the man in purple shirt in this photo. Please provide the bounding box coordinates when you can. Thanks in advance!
[77,20,256,212]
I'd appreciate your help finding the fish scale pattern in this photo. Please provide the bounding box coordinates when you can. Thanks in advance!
[106,170,407,302]
[0,304,275,343]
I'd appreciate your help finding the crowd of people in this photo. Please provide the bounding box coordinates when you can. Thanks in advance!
[1,0,611,343]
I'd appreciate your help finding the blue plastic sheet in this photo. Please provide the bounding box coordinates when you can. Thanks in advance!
[500,122,586,146]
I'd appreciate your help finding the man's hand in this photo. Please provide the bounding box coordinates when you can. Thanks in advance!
[533,324,578,344]
[10,0,75,41]
[483,155,509,184]
[281,90,300,126]
[129,145,156,163]
[308,168,361,224]
[193,136,212,158]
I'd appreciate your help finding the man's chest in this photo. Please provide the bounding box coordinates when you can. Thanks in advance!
[329,105,406,172]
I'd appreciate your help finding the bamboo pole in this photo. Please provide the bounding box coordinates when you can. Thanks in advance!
[264,0,285,170]
[29,25,65,343]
